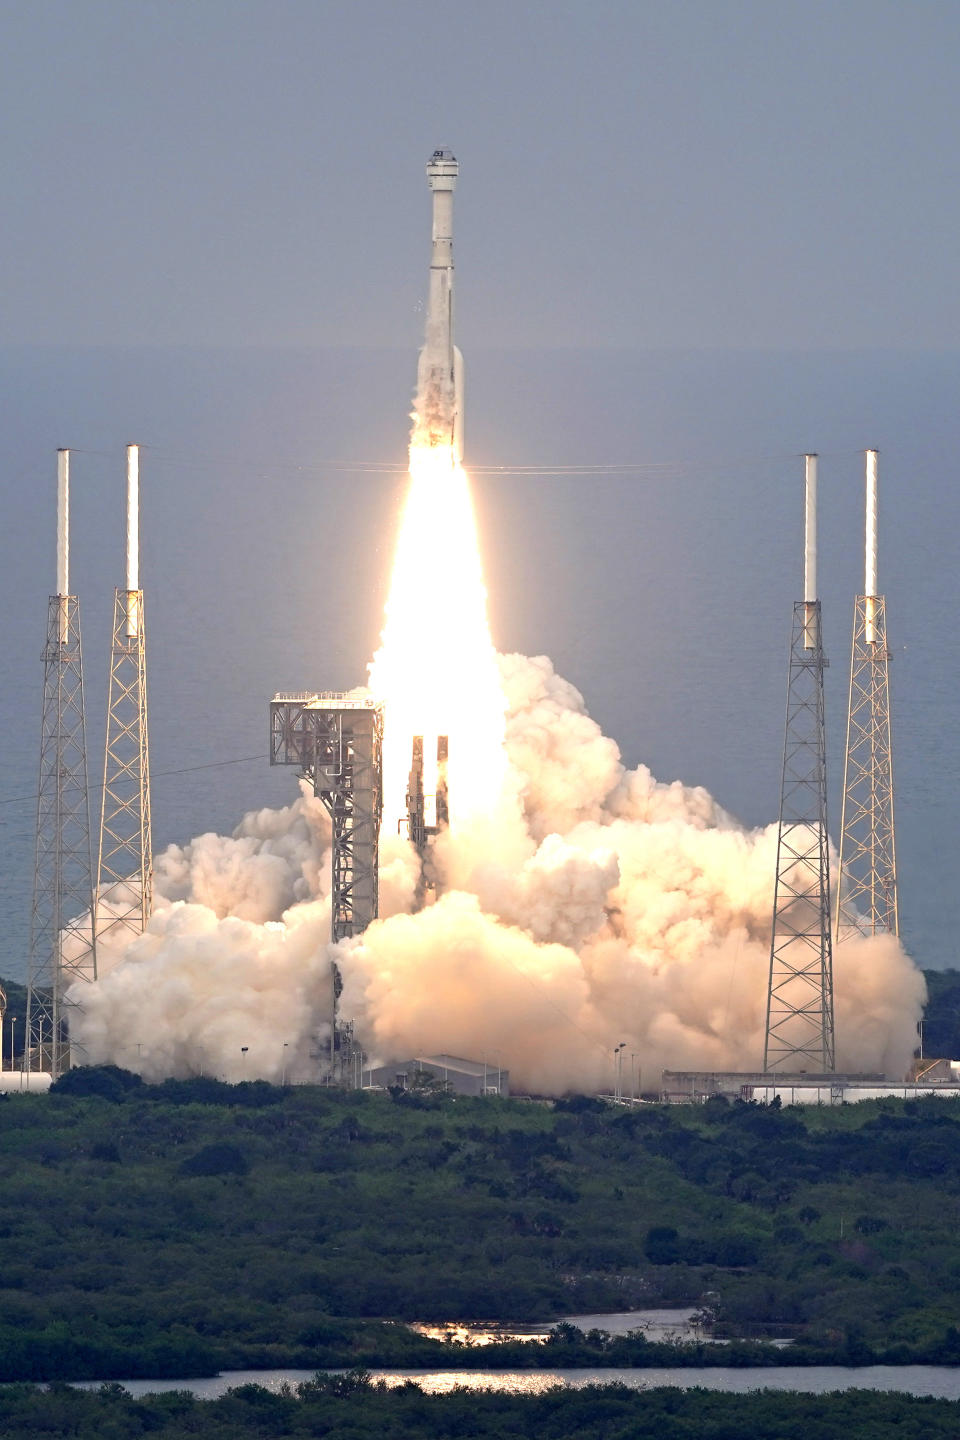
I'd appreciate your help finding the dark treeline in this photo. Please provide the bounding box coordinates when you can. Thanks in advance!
[921,969,960,1060]
[3,1376,960,1440]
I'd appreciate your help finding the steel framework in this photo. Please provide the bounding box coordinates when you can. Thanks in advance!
[764,600,836,1073]
[26,594,98,1077]
[270,693,383,1080]
[836,594,898,940]
[96,586,152,945]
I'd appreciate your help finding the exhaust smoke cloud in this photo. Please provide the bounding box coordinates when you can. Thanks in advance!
[68,156,925,1091]
[74,648,925,1092]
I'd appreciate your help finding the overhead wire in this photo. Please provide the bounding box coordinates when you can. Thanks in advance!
[0,752,269,811]
[106,443,871,482]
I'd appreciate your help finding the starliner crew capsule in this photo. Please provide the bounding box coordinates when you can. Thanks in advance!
[415,149,464,460]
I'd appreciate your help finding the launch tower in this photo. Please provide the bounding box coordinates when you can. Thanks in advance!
[836,450,898,941]
[26,450,98,1078]
[764,455,836,1073]
[97,445,153,945]
[270,693,383,1077]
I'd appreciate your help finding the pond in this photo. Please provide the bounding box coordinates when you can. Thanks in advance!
[408,1306,712,1346]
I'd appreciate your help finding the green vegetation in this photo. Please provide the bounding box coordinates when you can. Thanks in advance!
[3,1377,960,1440]
[2,1065,960,1379]
[0,975,27,1069]
[921,968,960,1060]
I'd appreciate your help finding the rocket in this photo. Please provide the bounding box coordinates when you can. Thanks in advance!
[416,149,464,460]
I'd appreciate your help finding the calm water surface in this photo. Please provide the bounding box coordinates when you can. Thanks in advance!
[72,1365,960,1400]
[410,1307,710,1346]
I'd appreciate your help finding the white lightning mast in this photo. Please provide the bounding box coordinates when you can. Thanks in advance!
[764,454,835,1073]
[836,449,898,941]
[26,450,98,1078]
[97,444,153,945]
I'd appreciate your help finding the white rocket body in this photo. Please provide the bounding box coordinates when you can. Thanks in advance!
[416,149,464,460]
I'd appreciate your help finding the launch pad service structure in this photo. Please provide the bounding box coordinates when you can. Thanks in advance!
[271,150,463,1079]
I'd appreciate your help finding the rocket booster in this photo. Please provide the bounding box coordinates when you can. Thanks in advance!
[416,149,464,460]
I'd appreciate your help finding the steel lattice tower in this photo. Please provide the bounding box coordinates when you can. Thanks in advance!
[26,450,97,1078]
[764,455,836,1073]
[836,451,898,942]
[97,445,153,946]
[270,693,383,1079]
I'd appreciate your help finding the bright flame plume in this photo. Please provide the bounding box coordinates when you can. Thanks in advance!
[369,444,507,833]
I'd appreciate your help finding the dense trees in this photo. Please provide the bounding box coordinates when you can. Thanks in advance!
[3,1069,960,1378]
[2,1378,960,1440]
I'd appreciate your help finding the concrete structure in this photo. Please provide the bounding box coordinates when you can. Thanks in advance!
[415,148,464,457]
[0,1072,52,1093]
[662,1070,960,1105]
[367,1054,509,1097]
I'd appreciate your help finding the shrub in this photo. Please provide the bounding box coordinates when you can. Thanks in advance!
[644,1226,681,1264]
[179,1143,249,1177]
[50,1065,143,1101]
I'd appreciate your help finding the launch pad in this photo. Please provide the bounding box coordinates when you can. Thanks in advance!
[661,1071,960,1106]
[270,693,453,1081]
[270,693,383,942]
[270,693,383,1082]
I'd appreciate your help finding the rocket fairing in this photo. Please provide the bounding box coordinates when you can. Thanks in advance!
[416,149,464,459]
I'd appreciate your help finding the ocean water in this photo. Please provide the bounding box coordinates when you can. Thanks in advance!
[0,346,956,984]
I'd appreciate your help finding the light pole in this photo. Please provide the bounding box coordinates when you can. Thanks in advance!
[282,1042,289,1087]
[614,1042,626,1101]
[241,1045,248,1079]
[8,1017,16,1073]
[630,1051,639,1103]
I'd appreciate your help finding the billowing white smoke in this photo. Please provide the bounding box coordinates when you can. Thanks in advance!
[71,652,925,1091]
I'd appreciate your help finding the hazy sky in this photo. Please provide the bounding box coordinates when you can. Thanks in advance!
[2,0,958,351]
[1,2,958,976]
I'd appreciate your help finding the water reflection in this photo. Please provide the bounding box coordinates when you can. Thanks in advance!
[409,1307,708,1347]
[72,1364,960,1401]
[372,1367,960,1398]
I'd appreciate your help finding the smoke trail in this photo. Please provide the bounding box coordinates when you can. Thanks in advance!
[72,651,925,1091]
[71,334,924,1088]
